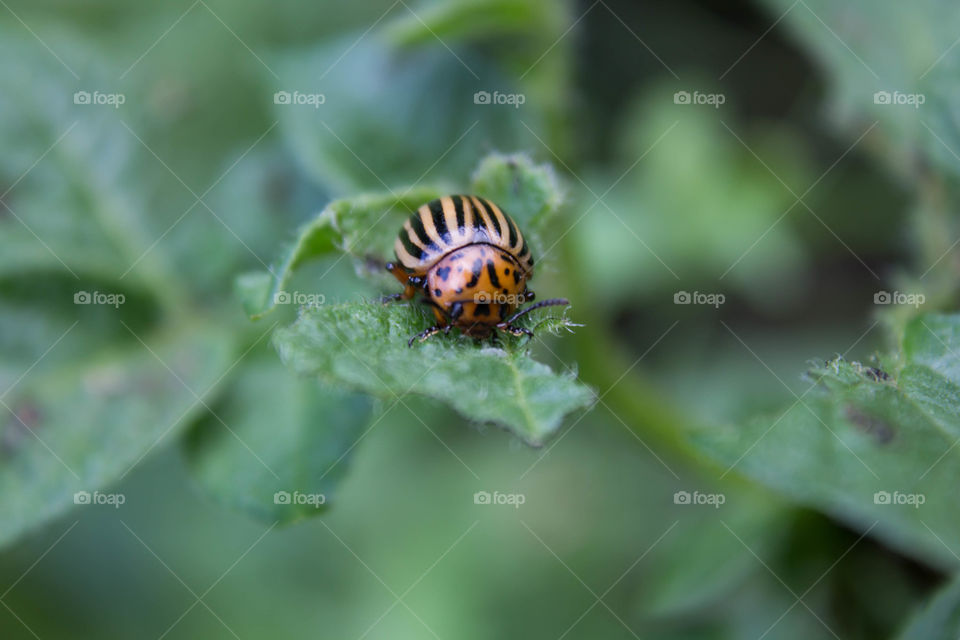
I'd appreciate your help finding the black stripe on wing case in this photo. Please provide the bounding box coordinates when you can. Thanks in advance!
[400,231,424,260]
[429,199,449,242]
[410,212,432,247]
[454,195,466,232]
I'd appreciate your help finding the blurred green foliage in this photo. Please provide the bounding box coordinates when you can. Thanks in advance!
[2,0,960,638]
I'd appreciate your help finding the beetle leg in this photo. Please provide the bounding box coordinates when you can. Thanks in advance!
[385,261,405,283]
[448,301,464,323]
[440,303,463,335]
[385,262,421,299]
[380,292,404,303]
[408,325,442,347]
[501,324,534,341]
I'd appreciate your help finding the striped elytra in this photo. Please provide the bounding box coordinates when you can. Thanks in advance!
[386,195,568,344]
[393,195,533,276]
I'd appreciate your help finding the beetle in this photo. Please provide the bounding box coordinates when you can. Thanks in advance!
[384,195,568,346]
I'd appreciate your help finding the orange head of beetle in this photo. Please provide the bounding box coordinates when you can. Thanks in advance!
[425,243,531,337]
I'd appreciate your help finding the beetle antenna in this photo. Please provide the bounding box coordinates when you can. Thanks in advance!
[501,298,569,325]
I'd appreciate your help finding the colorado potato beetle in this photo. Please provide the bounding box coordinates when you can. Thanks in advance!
[385,195,568,346]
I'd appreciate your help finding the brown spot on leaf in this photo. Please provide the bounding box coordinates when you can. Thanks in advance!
[2,401,42,457]
[864,367,890,382]
[845,405,895,445]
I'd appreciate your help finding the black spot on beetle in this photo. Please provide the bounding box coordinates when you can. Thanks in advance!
[845,405,895,444]
[504,268,511,276]
[455,287,463,294]
[435,266,451,281]
[434,288,442,297]
[466,259,483,287]
[474,303,491,317]
[486,260,502,288]
[512,270,521,284]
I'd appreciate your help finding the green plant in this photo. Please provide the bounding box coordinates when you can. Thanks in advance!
[6,0,960,637]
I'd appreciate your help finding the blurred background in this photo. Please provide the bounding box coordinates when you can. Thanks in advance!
[0,0,955,638]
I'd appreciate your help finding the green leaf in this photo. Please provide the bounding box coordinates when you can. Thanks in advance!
[0,321,235,549]
[384,0,560,47]
[0,30,184,311]
[253,152,590,444]
[0,30,274,547]
[896,575,960,640]
[154,143,321,299]
[572,86,811,306]
[469,151,564,244]
[240,186,442,319]
[273,36,533,194]
[639,491,790,616]
[761,0,959,181]
[240,151,564,319]
[688,313,960,568]
[184,354,374,524]
[274,302,593,445]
